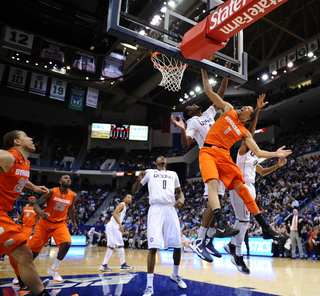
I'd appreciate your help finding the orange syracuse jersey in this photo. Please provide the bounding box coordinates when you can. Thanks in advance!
[22,205,37,227]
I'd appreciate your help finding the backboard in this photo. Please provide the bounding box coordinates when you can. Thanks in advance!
[107,0,248,85]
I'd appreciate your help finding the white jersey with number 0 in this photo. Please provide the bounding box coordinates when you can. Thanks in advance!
[236,149,259,183]
[110,202,126,225]
[141,169,180,206]
[185,105,217,149]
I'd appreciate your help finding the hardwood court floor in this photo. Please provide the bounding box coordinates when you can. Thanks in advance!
[0,246,319,296]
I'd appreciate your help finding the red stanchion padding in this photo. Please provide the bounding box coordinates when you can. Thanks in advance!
[206,0,289,43]
[180,18,229,60]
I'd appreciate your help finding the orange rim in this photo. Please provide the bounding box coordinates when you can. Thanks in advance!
[151,52,188,70]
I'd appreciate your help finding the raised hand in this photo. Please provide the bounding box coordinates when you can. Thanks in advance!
[275,146,292,158]
[257,94,268,110]
[171,115,185,130]
[278,157,287,167]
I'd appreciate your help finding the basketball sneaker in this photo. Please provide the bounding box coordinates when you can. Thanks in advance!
[189,238,213,262]
[262,225,284,241]
[120,262,134,270]
[231,255,250,275]
[169,274,187,289]
[204,236,222,258]
[99,264,112,272]
[19,279,50,296]
[47,267,63,282]
[142,286,154,296]
[224,242,236,256]
[215,220,240,238]
[12,276,19,285]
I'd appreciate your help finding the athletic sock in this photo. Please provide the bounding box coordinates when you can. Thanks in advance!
[213,208,223,223]
[147,273,154,288]
[51,258,62,270]
[198,226,207,239]
[103,248,113,265]
[231,220,240,246]
[118,248,125,265]
[207,227,214,238]
[17,276,25,289]
[36,290,50,296]
[172,265,179,277]
[235,221,249,257]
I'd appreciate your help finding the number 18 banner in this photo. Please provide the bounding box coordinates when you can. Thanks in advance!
[29,72,48,96]
[49,78,67,101]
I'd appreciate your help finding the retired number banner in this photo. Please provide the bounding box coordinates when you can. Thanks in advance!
[49,78,67,101]
[86,87,99,108]
[3,27,34,55]
[29,73,48,96]
[7,67,28,91]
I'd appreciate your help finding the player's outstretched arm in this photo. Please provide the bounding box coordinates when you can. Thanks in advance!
[132,171,147,194]
[171,115,192,149]
[243,132,292,159]
[201,69,233,113]
[247,94,268,136]
[33,189,54,219]
[25,180,50,195]
[256,157,287,176]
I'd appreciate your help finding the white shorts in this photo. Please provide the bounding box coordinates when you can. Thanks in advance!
[147,204,181,249]
[229,183,255,222]
[203,180,226,197]
[106,222,123,248]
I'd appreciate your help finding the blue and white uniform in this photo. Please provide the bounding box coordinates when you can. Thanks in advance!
[106,202,126,248]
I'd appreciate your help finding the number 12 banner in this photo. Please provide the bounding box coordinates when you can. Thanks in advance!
[29,73,48,96]
[3,27,34,55]
[49,78,67,101]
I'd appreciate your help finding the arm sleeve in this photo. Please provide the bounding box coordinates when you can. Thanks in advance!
[140,170,150,186]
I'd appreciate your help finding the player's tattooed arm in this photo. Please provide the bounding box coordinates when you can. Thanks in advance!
[33,189,54,219]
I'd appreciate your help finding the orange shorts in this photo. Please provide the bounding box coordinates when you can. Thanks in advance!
[27,218,71,253]
[0,210,27,256]
[199,147,245,190]
[20,224,34,240]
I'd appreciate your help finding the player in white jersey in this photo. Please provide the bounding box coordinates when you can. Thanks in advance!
[224,94,287,274]
[132,156,187,296]
[170,60,230,262]
[99,194,134,272]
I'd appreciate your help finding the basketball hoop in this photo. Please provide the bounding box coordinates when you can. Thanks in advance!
[151,52,188,92]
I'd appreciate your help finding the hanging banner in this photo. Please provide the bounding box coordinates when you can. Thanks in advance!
[297,46,307,59]
[287,51,296,63]
[269,62,277,74]
[72,51,96,73]
[102,52,125,81]
[3,27,34,55]
[68,84,85,111]
[308,40,318,53]
[7,67,28,91]
[0,64,5,83]
[49,78,67,101]
[40,39,66,63]
[29,73,48,96]
[86,87,99,108]
[277,57,286,69]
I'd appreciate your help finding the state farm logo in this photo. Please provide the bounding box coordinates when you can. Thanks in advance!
[209,0,287,38]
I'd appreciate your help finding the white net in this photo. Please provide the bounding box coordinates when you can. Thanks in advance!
[151,52,188,92]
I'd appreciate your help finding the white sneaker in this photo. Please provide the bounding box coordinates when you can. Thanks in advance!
[12,276,19,285]
[142,286,154,296]
[170,274,187,289]
[47,267,63,282]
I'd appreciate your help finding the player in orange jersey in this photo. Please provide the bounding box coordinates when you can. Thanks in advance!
[10,195,39,285]
[0,130,51,296]
[27,175,78,282]
[199,69,292,241]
